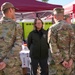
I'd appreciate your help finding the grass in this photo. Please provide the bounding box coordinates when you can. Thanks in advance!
[19,22,52,40]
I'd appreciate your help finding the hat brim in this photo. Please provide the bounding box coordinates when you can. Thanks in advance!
[13,7,19,10]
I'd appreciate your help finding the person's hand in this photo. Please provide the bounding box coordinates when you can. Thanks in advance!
[0,62,6,70]
[68,59,73,68]
[62,61,69,68]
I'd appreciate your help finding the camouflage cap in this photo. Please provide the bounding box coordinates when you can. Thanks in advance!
[64,14,70,20]
[53,7,64,15]
[1,2,18,11]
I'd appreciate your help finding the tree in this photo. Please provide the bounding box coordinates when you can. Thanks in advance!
[42,0,48,2]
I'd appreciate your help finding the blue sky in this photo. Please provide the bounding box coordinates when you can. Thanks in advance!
[38,0,74,6]
[48,0,74,6]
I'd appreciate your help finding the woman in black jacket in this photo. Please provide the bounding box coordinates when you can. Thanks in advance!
[27,18,49,75]
[28,18,48,75]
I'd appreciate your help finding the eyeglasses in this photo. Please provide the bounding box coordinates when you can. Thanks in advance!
[35,22,42,24]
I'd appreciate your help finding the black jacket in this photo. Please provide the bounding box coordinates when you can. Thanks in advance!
[27,29,49,59]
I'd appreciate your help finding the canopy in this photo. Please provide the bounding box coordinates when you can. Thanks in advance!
[0,0,62,12]
[63,1,75,14]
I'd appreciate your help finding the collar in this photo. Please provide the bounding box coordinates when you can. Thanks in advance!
[0,16,14,22]
[34,29,45,33]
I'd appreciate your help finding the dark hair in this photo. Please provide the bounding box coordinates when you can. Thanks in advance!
[33,18,43,29]
[2,7,14,14]
[64,14,70,20]
[2,8,10,14]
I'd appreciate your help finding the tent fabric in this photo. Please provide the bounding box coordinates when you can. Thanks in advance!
[0,0,62,12]
[63,1,75,14]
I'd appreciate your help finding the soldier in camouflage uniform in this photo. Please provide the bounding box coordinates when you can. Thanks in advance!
[48,8,75,75]
[71,23,75,75]
[64,14,71,24]
[64,14,75,75]
[0,2,23,75]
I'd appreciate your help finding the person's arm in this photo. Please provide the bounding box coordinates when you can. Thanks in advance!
[27,32,32,50]
[0,22,22,59]
[9,23,23,69]
[68,25,75,68]
[62,25,75,68]
[48,28,64,64]
[0,23,23,70]
[11,23,23,52]
[69,26,75,59]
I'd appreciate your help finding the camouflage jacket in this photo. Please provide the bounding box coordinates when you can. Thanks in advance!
[71,24,75,61]
[48,20,75,64]
[0,17,23,63]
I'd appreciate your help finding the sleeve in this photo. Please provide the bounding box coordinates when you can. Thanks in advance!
[27,32,32,50]
[48,28,64,64]
[0,23,23,63]
[69,26,75,60]
[48,24,75,64]
[11,23,23,56]
[47,28,51,44]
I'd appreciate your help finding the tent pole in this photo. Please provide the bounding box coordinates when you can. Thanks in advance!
[72,13,74,23]
[22,22,25,41]
[36,13,39,18]
[21,13,25,42]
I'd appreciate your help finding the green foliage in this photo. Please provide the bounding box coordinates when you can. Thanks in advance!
[42,0,48,2]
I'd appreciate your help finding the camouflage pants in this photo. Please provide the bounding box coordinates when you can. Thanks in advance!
[49,63,74,75]
[0,56,23,75]
[0,70,4,75]
[72,62,75,75]
[0,66,23,75]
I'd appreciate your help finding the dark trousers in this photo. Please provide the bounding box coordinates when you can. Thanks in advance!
[31,58,48,75]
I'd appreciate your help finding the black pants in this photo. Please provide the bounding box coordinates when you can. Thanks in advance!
[31,58,48,75]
